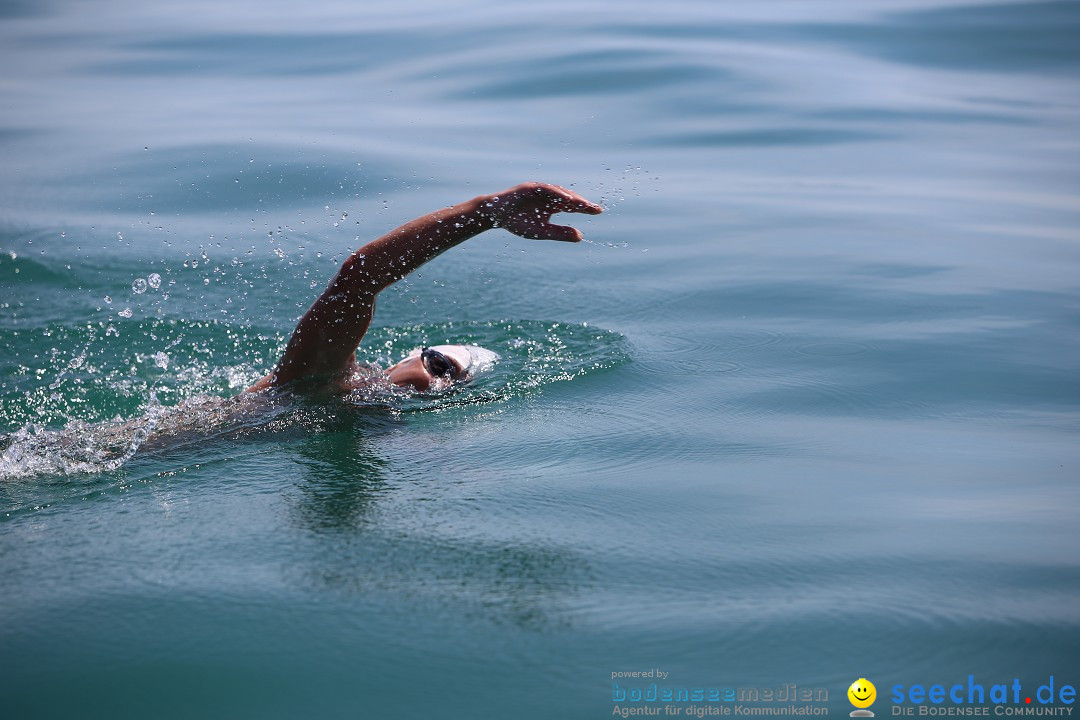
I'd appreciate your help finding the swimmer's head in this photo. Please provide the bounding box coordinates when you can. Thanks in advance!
[385,344,498,391]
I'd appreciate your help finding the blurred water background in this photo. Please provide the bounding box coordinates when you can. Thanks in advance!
[1,0,1079,718]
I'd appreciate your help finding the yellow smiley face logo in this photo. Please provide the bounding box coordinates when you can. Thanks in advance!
[848,679,876,709]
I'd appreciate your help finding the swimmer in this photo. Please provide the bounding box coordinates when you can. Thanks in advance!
[246,182,603,393]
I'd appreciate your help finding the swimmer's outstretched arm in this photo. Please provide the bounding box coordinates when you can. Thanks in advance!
[250,182,603,389]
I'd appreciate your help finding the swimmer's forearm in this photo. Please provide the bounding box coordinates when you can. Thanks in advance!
[335,195,496,295]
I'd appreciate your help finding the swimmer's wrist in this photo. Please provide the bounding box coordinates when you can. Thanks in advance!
[469,193,501,232]
[425,195,497,236]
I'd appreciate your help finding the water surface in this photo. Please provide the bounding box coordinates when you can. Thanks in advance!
[2,1,1079,718]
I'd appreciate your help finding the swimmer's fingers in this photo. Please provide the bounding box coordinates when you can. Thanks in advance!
[538,184,605,216]
[503,214,584,242]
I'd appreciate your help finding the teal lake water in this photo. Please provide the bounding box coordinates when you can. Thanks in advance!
[2,1,1079,717]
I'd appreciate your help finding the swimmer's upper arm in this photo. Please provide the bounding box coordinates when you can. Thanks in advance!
[267,274,378,386]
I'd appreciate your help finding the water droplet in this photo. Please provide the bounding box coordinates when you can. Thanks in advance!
[147,273,162,289]
[118,307,133,318]
[132,277,148,294]
[153,351,169,370]
[117,232,123,241]
[103,295,113,304]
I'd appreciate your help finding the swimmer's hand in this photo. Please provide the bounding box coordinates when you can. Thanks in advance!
[481,182,604,242]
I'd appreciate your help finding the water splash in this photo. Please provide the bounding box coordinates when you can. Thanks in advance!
[0,394,163,481]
